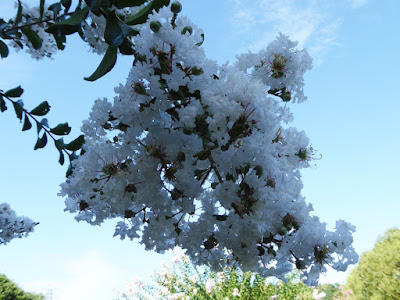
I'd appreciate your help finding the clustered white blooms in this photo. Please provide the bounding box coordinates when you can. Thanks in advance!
[0,203,37,245]
[59,5,358,285]
[9,2,58,59]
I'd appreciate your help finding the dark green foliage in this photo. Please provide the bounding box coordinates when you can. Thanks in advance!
[0,274,45,300]
[346,228,400,299]
[30,101,50,116]
[21,28,43,50]
[84,46,118,81]
[49,122,71,135]
[45,6,90,35]
[114,0,147,8]
[4,86,23,98]
[34,133,47,150]
[125,0,170,25]
[65,135,85,151]
[0,39,9,58]
[104,11,139,47]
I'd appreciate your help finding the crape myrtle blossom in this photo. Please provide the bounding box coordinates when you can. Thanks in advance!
[59,5,358,285]
[0,203,37,245]
[9,1,58,59]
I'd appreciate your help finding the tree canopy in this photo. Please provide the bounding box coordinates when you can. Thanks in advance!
[0,274,45,300]
[346,228,400,299]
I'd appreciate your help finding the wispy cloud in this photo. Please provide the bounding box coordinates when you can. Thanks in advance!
[227,0,346,64]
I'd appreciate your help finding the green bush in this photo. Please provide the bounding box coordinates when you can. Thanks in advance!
[0,274,45,300]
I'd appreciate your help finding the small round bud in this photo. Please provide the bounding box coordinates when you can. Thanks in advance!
[181,26,193,35]
[170,1,182,14]
[150,21,162,33]
[278,226,288,236]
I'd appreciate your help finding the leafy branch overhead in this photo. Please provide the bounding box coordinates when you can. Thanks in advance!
[0,86,84,176]
[1,0,172,80]
[0,0,174,175]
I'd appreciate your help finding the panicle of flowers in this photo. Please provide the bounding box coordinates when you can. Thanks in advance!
[0,203,38,245]
[7,1,58,59]
[60,2,358,285]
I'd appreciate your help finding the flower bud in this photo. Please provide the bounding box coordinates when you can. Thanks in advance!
[278,226,288,236]
[170,1,182,14]
[150,21,162,33]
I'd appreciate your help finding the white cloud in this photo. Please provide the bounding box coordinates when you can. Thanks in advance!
[227,0,344,64]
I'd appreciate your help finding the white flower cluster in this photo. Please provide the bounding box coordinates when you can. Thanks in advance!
[10,2,58,59]
[59,6,358,285]
[0,203,37,245]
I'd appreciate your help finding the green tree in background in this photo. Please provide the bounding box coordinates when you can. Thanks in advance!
[346,228,400,299]
[0,274,45,300]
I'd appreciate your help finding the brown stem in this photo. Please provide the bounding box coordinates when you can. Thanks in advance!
[208,155,223,183]
[2,12,74,34]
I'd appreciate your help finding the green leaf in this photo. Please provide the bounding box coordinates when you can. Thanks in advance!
[125,0,170,25]
[114,0,146,8]
[22,114,32,131]
[15,0,23,24]
[0,39,9,58]
[45,6,90,35]
[12,101,23,120]
[104,10,139,47]
[53,34,66,50]
[84,46,117,81]
[193,149,211,160]
[30,101,50,116]
[196,33,204,47]
[48,3,62,20]
[0,96,7,112]
[54,138,65,150]
[50,122,71,135]
[58,150,65,165]
[21,28,43,50]
[40,0,45,20]
[4,86,23,98]
[34,133,47,150]
[118,38,134,55]
[65,134,85,151]
[36,118,49,134]
[61,0,72,12]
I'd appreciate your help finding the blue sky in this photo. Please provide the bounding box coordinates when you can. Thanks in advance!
[0,0,399,298]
